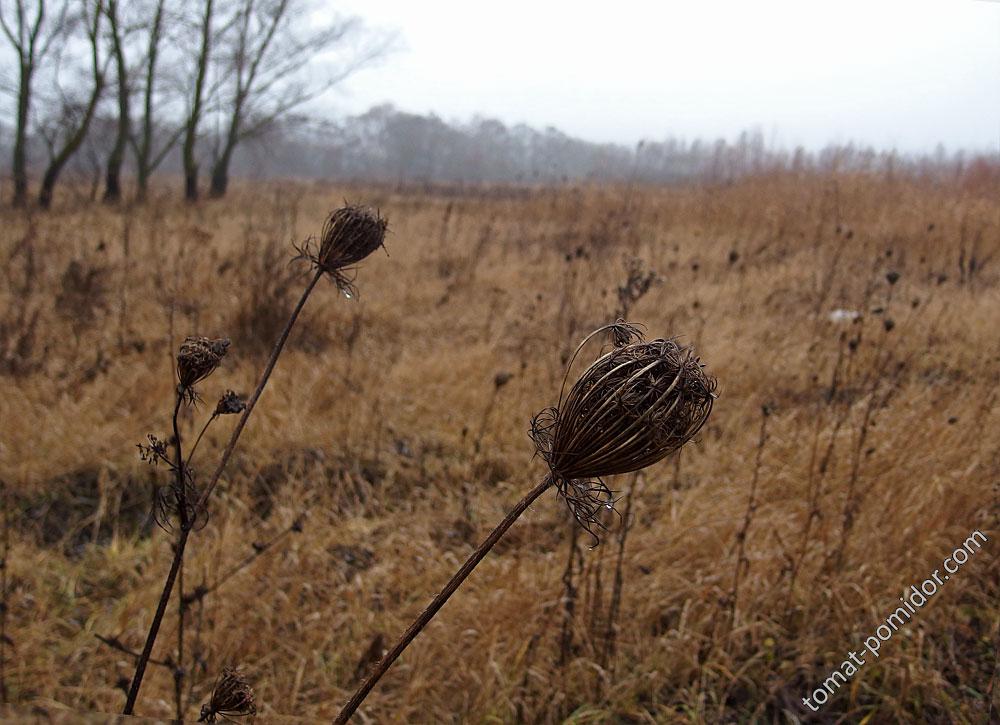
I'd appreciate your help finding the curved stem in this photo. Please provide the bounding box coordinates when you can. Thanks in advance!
[185,414,217,468]
[333,476,555,724]
[123,268,324,715]
[196,268,323,510]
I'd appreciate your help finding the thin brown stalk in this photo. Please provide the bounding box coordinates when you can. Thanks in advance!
[175,556,185,720]
[601,471,641,671]
[333,477,554,724]
[184,516,304,608]
[95,634,173,669]
[170,392,188,721]
[0,480,8,704]
[727,406,769,639]
[557,523,581,666]
[185,415,217,468]
[122,268,323,715]
[184,516,303,708]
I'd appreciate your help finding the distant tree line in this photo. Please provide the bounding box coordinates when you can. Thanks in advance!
[223,106,990,187]
[0,0,390,208]
[0,4,987,207]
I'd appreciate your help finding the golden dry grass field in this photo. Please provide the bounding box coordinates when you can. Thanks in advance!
[0,172,998,723]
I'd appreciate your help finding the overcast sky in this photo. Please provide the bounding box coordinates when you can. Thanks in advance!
[325,0,1000,153]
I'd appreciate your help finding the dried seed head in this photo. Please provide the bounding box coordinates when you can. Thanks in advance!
[308,204,387,294]
[177,336,230,391]
[214,390,246,416]
[530,322,716,540]
[199,666,256,723]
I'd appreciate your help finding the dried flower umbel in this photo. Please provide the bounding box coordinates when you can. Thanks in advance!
[123,205,390,717]
[214,390,246,416]
[334,321,717,723]
[199,666,256,723]
[295,204,388,295]
[177,336,230,395]
[531,321,716,541]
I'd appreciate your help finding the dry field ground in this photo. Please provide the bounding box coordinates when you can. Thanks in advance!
[0,172,998,723]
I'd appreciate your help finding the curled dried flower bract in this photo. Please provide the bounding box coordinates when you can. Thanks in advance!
[154,470,207,533]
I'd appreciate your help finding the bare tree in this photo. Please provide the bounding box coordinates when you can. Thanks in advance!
[0,0,71,206]
[207,0,391,197]
[101,0,128,202]
[181,0,214,201]
[37,0,106,208]
[128,0,182,202]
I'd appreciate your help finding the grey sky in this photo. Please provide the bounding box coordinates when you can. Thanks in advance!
[325,0,1000,153]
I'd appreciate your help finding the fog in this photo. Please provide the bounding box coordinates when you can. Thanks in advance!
[327,0,1000,153]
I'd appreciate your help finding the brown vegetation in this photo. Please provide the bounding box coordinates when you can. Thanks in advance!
[0,171,997,722]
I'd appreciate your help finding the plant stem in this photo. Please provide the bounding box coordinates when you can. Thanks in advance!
[122,268,323,715]
[333,476,554,724]
[170,392,187,721]
[175,557,185,721]
[196,268,323,510]
[185,414,217,468]
[0,480,8,704]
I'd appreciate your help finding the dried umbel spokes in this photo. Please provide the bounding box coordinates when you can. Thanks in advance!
[177,336,230,393]
[137,434,169,466]
[214,390,246,416]
[199,666,257,723]
[531,322,716,540]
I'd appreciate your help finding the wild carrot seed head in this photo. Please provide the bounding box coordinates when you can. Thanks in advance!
[177,336,230,392]
[199,666,256,723]
[530,321,716,540]
[214,389,246,416]
[312,204,388,293]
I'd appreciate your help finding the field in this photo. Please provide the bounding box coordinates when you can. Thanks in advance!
[1,172,998,723]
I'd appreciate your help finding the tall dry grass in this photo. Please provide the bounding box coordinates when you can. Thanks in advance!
[0,171,997,722]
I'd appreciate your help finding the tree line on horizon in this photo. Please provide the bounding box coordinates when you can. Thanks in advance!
[0,1,989,207]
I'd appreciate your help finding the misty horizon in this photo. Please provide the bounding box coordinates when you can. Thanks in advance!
[323,0,1000,156]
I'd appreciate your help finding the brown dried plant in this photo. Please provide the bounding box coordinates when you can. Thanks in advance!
[334,320,716,723]
[198,666,256,723]
[295,204,389,297]
[122,205,388,717]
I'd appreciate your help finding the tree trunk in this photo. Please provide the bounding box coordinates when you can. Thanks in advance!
[184,164,199,202]
[181,0,214,203]
[104,143,125,202]
[208,144,234,198]
[39,85,104,208]
[11,66,31,207]
[103,1,129,204]
[136,166,149,202]
[38,165,59,209]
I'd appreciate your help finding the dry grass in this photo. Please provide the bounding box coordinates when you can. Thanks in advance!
[0,172,998,722]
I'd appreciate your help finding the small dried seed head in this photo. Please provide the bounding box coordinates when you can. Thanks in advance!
[199,666,256,723]
[177,336,230,391]
[530,322,716,540]
[318,205,387,273]
[214,390,246,416]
